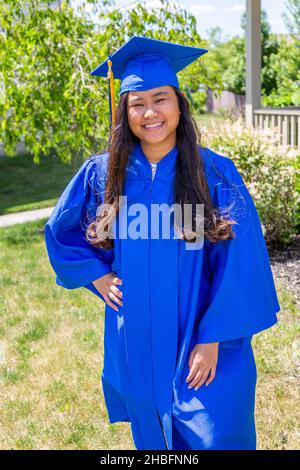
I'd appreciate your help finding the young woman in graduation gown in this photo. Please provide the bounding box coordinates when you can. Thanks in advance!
[44,36,281,450]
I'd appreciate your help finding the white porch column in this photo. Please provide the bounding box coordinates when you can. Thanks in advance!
[245,0,261,127]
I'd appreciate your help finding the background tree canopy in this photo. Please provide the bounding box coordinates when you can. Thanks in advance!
[1,0,299,163]
[282,0,300,35]
[0,0,220,163]
[205,2,300,107]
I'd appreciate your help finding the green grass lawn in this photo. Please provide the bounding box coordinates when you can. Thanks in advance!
[0,219,299,450]
[0,219,134,450]
[196,111,229,128]
[0,153,85,216]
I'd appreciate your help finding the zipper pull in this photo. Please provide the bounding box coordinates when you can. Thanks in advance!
[150,162,157,186]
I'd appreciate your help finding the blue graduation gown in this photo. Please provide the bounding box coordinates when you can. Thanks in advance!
[44,142,280,450]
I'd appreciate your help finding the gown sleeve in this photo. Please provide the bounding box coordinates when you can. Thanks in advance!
[197,154,281,346]
[44,155,114,303]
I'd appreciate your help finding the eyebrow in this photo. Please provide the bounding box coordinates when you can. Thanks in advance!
[129,91,169,102]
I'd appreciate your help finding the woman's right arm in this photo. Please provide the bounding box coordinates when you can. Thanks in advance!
[44,156,118,305]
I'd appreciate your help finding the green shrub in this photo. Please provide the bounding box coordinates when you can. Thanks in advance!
[189,90,207,114]
[201,119,300,245]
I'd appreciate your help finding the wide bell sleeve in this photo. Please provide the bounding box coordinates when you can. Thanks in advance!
[44,156,114,302]
[197,156,281,345]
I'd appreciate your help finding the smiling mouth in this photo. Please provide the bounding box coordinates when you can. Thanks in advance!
[143,121,165,130]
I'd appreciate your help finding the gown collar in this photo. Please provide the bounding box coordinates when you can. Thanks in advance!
[127,142,217,199]
[131,141,178,180]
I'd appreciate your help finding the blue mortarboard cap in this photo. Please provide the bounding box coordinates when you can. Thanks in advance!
[90,36,208,129]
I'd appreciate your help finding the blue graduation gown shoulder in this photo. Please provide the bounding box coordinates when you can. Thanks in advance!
[196,146,281,345]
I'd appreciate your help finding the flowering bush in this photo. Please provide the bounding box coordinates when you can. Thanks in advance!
[200,119,300,245]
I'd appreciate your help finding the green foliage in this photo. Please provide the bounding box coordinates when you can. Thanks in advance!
[0,0,102,163]
[206,8,300,108]
[295,154,300,230]
[282,0,300,34]
[201,119,300,245]
[0,0,218,163]
[185,89,207,114]
[206,10,279,97]
[261,36,300,107]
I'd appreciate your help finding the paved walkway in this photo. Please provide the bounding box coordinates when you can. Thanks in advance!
[0,207,54,228]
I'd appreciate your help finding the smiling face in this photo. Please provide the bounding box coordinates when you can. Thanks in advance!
[126,85,181,148]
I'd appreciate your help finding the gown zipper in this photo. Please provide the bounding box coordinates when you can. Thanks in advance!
[148,161,170,450]
[150,162,157,186]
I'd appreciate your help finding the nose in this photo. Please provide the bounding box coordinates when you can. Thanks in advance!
[144,108,159,119]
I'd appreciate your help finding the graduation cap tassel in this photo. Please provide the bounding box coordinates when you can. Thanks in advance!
[107,58,116,133]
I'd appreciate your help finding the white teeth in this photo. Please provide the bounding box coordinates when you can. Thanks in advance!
[144,122,163,129]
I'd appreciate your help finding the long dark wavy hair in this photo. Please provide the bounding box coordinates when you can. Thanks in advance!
[86,86,236,249]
